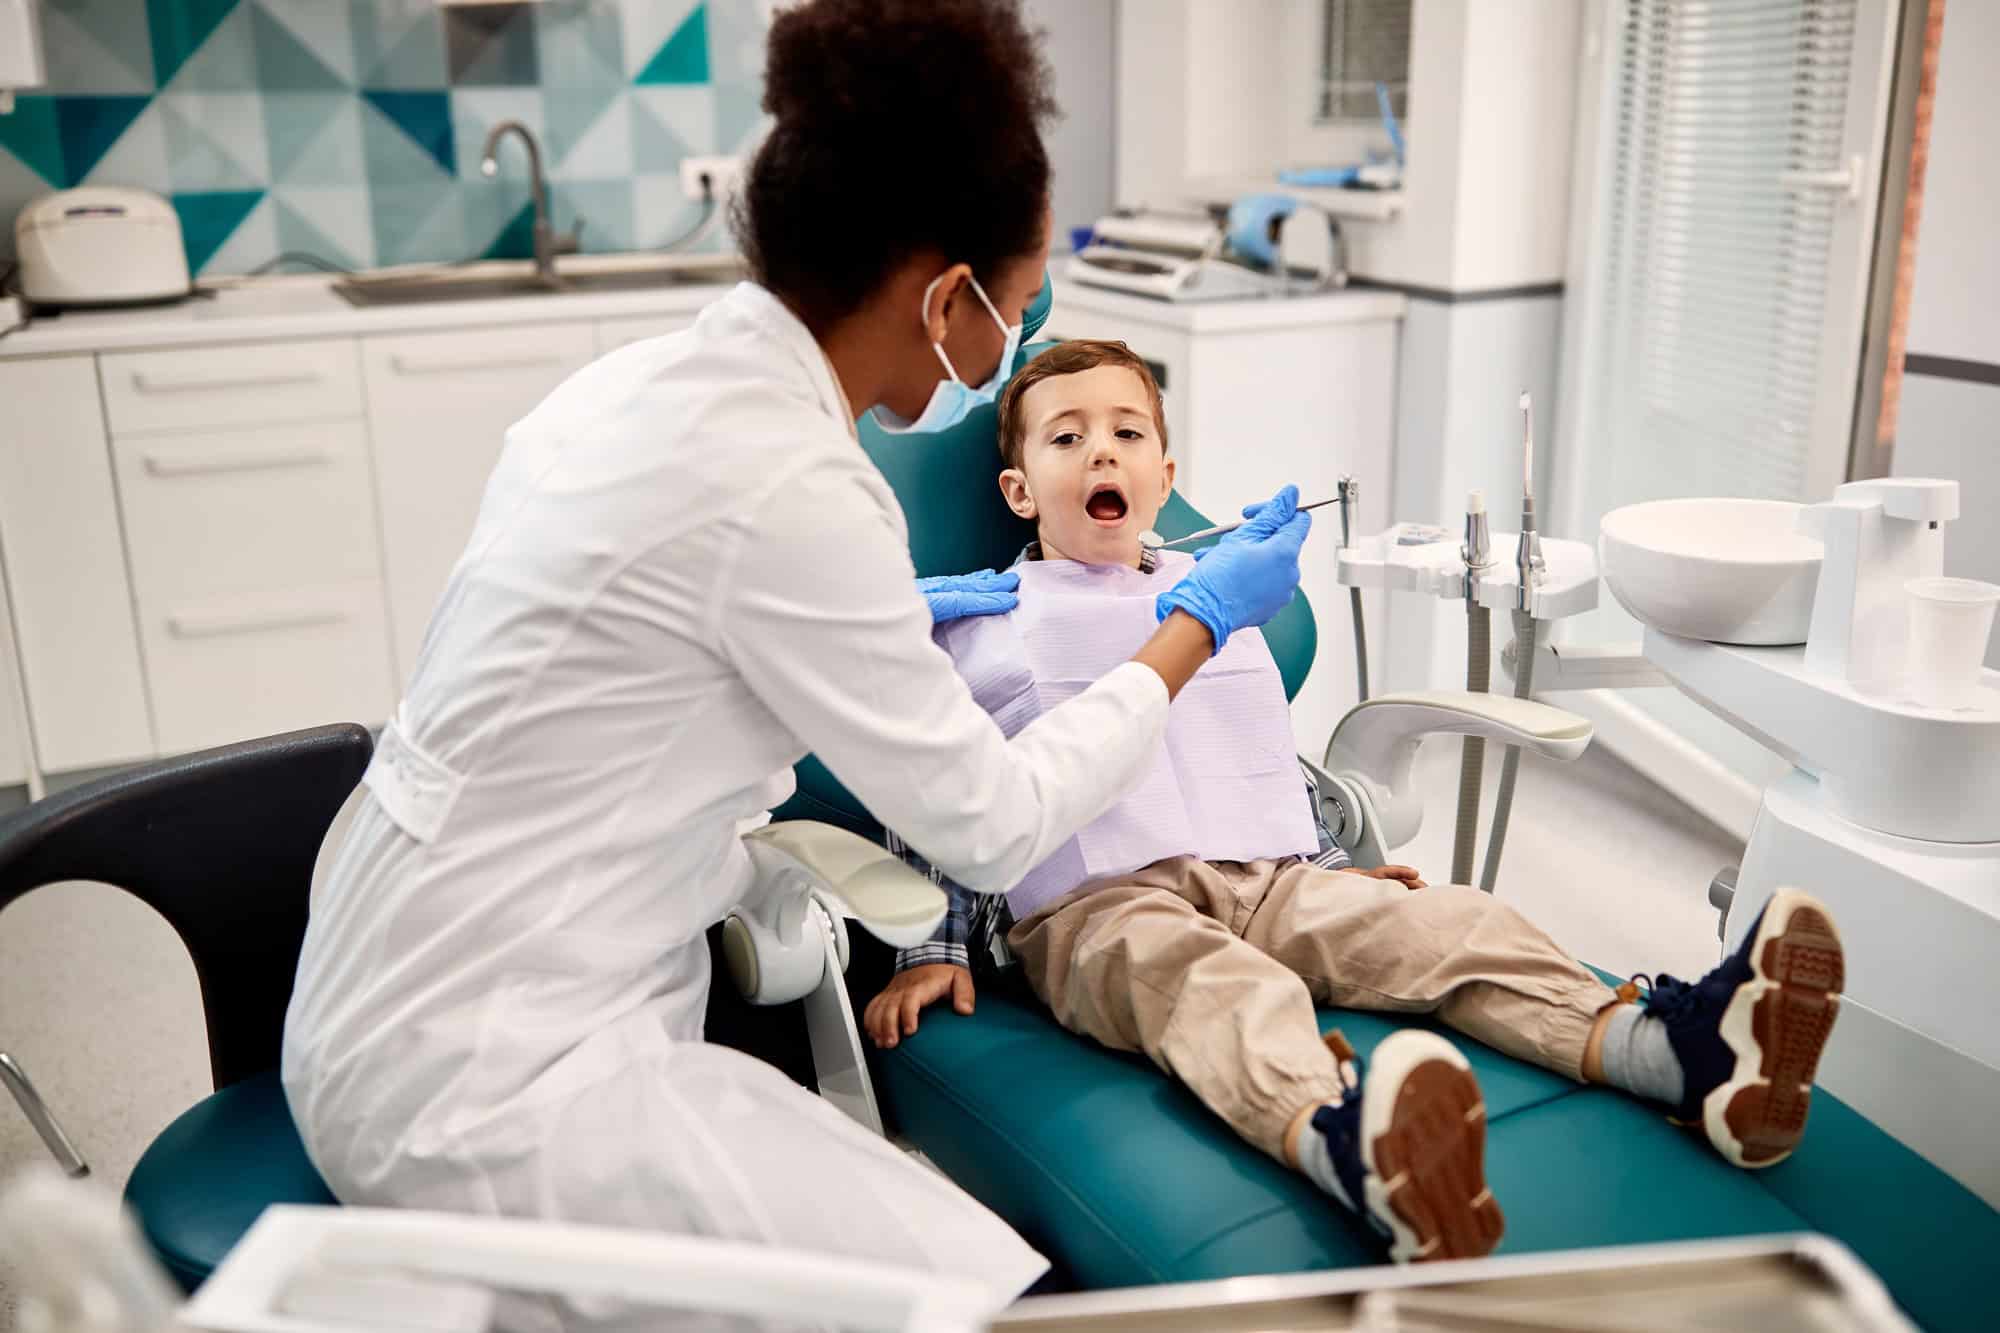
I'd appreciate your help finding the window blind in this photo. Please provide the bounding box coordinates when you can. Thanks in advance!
[1317,0,1412,123]
[1584,0,1862,504]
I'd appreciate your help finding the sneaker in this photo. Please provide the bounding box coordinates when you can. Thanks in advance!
[1639,887,1845,1168]
[1310,1029,1504,1264]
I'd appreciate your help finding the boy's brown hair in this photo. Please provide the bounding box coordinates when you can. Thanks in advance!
[995,340,1168,472]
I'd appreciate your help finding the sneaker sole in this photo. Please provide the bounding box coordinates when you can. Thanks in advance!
[1704,887,1845,1169]
[1362,1031,1505,1264]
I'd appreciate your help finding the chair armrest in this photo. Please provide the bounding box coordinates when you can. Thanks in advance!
[1324,691,1594,853]
[744,821,948,949]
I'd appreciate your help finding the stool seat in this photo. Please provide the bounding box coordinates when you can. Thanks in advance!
[123,1070,334,1292]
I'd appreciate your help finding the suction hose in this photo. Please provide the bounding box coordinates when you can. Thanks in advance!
[1350,587,1370,703]
[1451,603,1490,887]
[1478,611,1538,893]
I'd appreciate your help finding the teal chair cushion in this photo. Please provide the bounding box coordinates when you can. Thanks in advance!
[876,985,1997,1331]
[123,1070,334,1293]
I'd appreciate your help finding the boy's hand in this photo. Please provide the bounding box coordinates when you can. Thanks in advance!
[1352,864,1427,890]
[865,965,975,1049]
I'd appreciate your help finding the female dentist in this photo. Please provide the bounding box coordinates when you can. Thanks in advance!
[282,0,1309,1325]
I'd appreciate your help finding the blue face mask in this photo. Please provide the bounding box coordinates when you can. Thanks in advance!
[872,272,1023,435]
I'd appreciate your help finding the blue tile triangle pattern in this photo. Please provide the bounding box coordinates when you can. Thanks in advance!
[360,7,447,91]
[636,4,709,86]
[248,3,348,92]
[148,0,241,88]
[39,1,157,95]
[446,3,540,87]
[1,0,758,276]
[272,193,363,271]
[58,95,154,186]
[170,187,263,272]
[479,200,535,261]
[361,90,455,177]
[0,97,67,188]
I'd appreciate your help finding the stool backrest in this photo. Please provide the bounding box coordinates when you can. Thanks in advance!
[0,725,373,1089]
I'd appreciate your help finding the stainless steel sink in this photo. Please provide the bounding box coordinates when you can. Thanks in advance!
[333,255,744,307]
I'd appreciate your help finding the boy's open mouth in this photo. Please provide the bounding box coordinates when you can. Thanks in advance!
[1085,481,1129,525]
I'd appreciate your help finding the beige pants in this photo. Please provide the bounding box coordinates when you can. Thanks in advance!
[1007,857,1617,1160]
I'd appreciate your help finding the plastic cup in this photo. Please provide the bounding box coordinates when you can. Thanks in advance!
[1905,577,2000,709]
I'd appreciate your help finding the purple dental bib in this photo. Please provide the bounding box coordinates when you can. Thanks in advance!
[936,550,1318,918]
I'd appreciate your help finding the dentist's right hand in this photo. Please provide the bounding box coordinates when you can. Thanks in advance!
[1155,484,1311,652]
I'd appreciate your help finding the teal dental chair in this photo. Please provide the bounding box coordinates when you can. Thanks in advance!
[26,280,1990,1330]
[769,278,2000,1331]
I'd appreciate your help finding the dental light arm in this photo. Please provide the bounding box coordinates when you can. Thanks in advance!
[724,821,950,1136]
[1312,691,1593,869]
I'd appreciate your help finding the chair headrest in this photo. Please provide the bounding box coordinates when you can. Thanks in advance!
[855,271,1055,578]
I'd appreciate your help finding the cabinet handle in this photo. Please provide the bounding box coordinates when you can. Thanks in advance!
[167,605,349,639]
[389,352,566,376]
[143,443,333,478]
[132,368,321,394]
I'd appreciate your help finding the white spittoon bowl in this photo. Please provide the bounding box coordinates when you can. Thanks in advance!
[1599,498,1824,645]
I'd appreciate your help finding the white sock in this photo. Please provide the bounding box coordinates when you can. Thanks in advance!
[1292,1100,1360,1213]
[1597,1003,1685,1106]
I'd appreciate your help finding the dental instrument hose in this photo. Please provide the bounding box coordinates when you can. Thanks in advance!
[1339,478,1369,703]
[1479,610,1537,894]
[1453,605,1490,886]
[1452,491,1493,888]
[1479,393,1544,894]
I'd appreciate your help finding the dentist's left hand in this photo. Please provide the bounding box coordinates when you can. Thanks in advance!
[918,569,1020,624]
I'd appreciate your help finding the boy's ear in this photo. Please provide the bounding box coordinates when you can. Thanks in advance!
[998,468,1037,520]
[1159,455,1176,503]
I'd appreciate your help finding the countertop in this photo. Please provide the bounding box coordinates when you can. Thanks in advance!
[1048,276,1406,334]
[0,266,740,360]
[0,266,1410,361]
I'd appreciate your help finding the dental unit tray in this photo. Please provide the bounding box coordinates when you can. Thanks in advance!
[1337,522,1600,621]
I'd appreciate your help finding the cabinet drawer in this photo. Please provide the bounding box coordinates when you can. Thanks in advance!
[136,580,396,754]
[113,422,382,606]
[101,339,362,435]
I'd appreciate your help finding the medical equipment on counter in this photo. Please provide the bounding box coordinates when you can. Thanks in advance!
[1066,200,1344,303]
[1586,477,2000,1209]
[14,188,193,310]
[994,1234,1913,1332]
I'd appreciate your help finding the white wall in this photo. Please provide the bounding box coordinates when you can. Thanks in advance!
[1026,0,1118,247]
[1893,0,2000,666]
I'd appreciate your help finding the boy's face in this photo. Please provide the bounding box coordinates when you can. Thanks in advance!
[999,364,1174,568]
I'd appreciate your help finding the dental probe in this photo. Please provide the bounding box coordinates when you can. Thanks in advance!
[1149,497,1342,549]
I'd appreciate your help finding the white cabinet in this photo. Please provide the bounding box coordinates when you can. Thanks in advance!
[595,315,695,357]
[0,357,155,773]
[1044,281,1404,751]
[0,563,29,788]
[110,419,396,753]
[361,324,596,678]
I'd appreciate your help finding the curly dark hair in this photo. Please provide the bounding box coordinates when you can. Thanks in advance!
[733,0,1059,335]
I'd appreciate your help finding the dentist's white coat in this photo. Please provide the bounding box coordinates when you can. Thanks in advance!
[281,283,1170,1329]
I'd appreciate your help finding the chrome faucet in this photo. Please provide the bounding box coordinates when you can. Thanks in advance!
[480,120,582,287]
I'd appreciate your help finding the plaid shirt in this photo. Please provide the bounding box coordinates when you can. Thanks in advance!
[890,540,1352,973]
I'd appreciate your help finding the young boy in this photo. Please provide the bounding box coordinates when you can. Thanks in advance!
[864,340,1846,1264]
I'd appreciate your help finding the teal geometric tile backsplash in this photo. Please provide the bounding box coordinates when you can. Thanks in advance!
[0,1,766,276]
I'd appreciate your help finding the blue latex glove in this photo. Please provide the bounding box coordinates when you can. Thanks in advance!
[1155,484,1311,651]
[919,569,1021,624]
